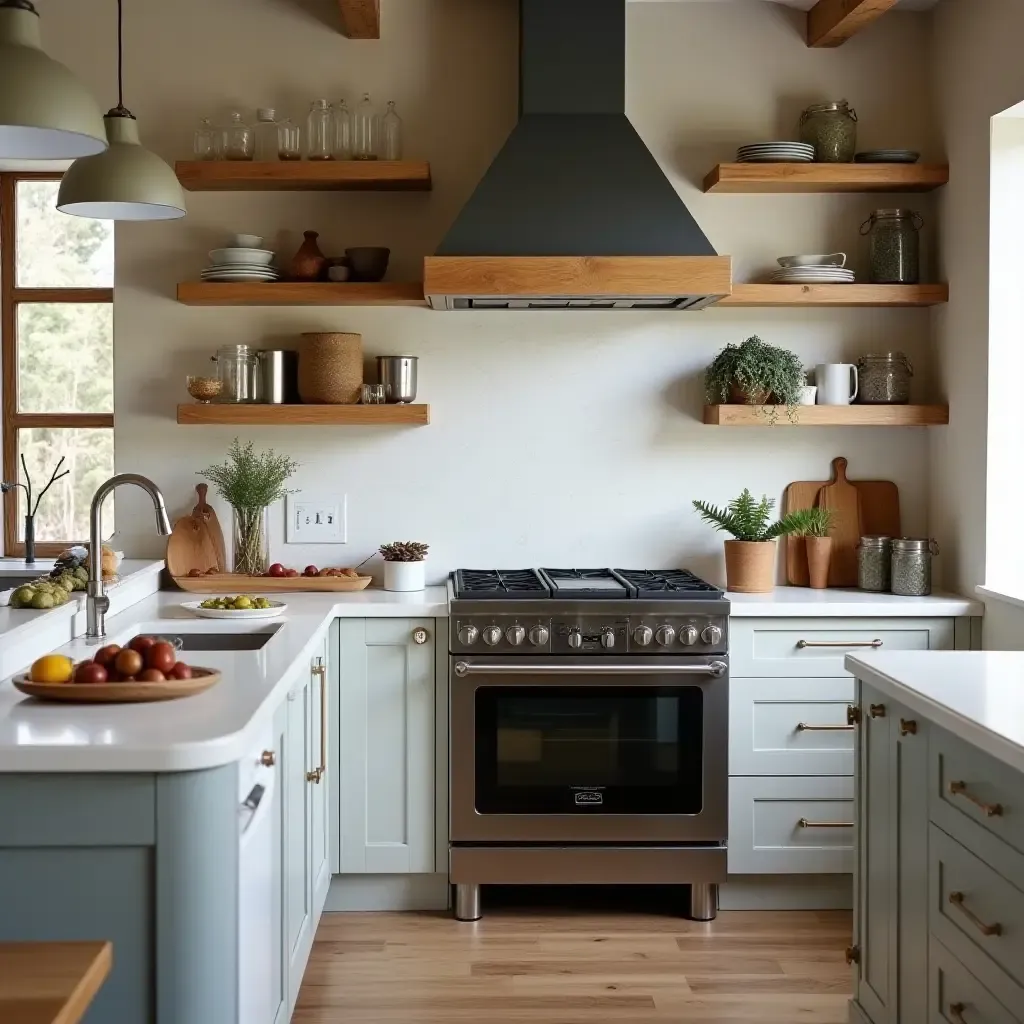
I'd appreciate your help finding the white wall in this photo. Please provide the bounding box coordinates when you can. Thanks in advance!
[40,0,940,583]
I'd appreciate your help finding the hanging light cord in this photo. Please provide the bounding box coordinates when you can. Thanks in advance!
[109,0,135,119]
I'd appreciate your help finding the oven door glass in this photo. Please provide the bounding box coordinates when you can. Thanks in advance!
[475,686,704,814]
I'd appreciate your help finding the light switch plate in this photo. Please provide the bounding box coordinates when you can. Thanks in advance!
[286,492,347,544]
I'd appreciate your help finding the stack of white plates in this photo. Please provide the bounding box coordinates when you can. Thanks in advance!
[771,266,856,284]
[737,142,815,163]
[202,247,280,283]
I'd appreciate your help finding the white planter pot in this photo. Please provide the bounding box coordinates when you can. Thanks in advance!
[383,560,425,592]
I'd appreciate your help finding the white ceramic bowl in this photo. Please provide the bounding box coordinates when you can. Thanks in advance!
[209,247,275,267]
[231,234,263,249]
[777,253,847,269]
[327,264,351,282]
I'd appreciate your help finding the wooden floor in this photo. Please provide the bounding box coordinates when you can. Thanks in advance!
[295,907,853,1022]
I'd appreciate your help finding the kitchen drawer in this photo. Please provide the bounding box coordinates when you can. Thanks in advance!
[730,618,954,678]
[929,824,1024,1013]
[931,727,1024,863]
[728,775,854,874]
[929,937,1021,1024]
[729,677,855,776]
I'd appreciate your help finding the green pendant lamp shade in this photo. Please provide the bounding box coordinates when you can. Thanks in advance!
[57,0,184,221]
[0,0,107,158]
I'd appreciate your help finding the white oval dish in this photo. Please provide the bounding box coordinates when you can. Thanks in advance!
[182,600,287,620]
[208,247,276,267]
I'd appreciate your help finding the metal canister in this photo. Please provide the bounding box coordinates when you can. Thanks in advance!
[891,538,939,597]
[376,355,418,404]
[257,349,299,404]
[857,536,892,592]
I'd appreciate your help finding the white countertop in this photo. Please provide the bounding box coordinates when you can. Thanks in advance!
[0,587,447,773]
[728,588,983,617]
[847,651,1024,774]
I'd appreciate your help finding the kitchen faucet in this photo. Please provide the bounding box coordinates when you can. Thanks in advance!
[87,474,172,640]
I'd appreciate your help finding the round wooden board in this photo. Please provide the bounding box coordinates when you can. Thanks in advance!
[172,573,372,593]
[12,668,222,703]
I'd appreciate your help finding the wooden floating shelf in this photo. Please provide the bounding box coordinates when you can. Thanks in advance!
[176,281,427,307]
[177,404,430,426]
[717,284,948,307]
[175,160,431,192]
[704,405,949,427]
[703,163,948,194]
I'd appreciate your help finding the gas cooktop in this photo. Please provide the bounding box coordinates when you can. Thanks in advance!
[451,567,722,601]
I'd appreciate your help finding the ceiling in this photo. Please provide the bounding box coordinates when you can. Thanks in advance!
[631,0,941,8]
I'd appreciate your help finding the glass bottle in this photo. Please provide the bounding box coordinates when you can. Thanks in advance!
[193,117,216,160]
[223,111,254,160]
[277,118,301,161]
[306,99,334,160]
[381,100,402,160]
[352,93,379,160]
[255,107,278,161]
[333,99,352,160]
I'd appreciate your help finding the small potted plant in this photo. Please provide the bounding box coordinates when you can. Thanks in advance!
[704,336,805,423]
[380,541,429,592]
[797,506,835,590]
[693,489,814,593]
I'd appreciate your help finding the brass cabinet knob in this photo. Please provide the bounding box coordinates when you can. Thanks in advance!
[900,718,918,736]
[260,750,276,767]
[412,627,429,645]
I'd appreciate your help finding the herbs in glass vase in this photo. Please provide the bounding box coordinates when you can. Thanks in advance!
[704,336,805,424]
[199,439,298,576]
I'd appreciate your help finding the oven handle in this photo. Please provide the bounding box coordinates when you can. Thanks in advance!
[453,660,728,678]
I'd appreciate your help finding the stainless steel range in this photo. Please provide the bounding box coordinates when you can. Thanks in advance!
[448,568,730,922]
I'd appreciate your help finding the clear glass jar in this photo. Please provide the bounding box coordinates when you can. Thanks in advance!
[382,100,402,160]
[857,536,892,592]
[193,117,216,160]
[352,93,379,160]
[255,107,278,160]
[277,118,301,160]
[223,111,254,160]
[212,344,259,403]
[306,99,334,160]
[799,100,858,163]
[232,505,270,576]
[857,352,914,405]
[861,209,923,284]
[333,99,352,159]
[891,538,939,597]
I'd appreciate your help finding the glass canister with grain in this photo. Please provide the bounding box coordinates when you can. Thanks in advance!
[857,352,913,405]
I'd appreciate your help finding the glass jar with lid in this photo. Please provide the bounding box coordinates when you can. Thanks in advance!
[212,344,259,403]
[861,209,923,284]
[382,100,402,159]
[857,536,892,592]
[306,99,334,160]
[891,538,939,597]
[352,93,379,160]
[254,108,278,161]
[857,352,914,404]
[193,117,216,160]
[277,119,301,161]
[333,99,352,160]
[223,111,254,160]
[799,100,858,162]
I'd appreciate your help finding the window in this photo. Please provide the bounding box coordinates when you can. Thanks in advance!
[0,173,115,556]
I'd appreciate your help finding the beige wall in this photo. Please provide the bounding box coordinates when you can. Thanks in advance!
[39,0,941,582]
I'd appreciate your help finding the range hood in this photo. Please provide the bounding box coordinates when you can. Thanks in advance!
[423,0,731,311]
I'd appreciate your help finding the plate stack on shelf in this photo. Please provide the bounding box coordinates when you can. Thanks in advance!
[202,246,280,283]
[736,141,815,163]
[771,254,855,285]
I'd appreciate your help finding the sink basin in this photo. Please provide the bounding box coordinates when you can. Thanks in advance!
[166,630,279,652]
[0,573,45,591]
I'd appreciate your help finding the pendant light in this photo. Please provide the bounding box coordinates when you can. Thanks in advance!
[0,0,107,158]
[57,0,185,221]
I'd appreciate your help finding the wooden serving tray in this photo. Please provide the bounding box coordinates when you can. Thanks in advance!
[172,573,372,594]
[13,668,221,703]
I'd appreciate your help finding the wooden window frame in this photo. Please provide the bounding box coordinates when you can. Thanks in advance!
[0,171,114,557]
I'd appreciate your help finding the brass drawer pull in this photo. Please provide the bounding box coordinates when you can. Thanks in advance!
[845,945,860,965]
[306,657,327,784]
[900,718,918,736]
[949,780,1003,817]
[949,1004,968,1024]
[948,892,1002,936]
[796,638,883,649]
[799,818,854,828]
[260,750,276,767]
[796,722,855,732]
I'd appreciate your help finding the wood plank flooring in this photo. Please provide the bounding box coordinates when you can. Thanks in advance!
[295,908,853,1022]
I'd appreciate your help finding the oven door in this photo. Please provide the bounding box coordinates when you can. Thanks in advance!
[450,656,728,844]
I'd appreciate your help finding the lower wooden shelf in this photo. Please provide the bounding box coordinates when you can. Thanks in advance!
[717,284,948,307]
[703,405,949,426]
[176,281,427,307]
[177,404,430,425]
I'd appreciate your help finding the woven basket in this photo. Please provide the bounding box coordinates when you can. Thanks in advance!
[298,333,363,404]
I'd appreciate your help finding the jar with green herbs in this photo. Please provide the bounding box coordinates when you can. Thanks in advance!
[799,100,858,162]
[891,538,939,597]
[857,352,914,404]
[861,209,923,283]
[857,535,892,592]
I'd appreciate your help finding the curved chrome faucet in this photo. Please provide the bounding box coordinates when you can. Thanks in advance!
[87,474,172,640]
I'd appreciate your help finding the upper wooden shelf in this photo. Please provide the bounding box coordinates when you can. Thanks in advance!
[175,160,431,192]
[176,281,426,307]
[704,405,949,427]
[717,284,948,308]
[177,404,429,426]
[703,163,948,194]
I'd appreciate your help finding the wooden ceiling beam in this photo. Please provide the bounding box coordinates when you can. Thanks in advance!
[338,0,379,39]
[807,0,900,47]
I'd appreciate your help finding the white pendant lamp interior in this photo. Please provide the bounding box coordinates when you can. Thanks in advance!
[0,0,107,159]
[57,0,185,221]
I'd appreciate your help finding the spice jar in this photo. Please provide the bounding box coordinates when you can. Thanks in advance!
[891,538,939,597]
[862,209,923,284]
[858,536,892,592]
[212,344,259,403]
[799,100,858,162]
[857,352,914,405]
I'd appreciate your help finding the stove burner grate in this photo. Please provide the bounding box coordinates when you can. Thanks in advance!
[613,569,723,598]
[453,569,550,599]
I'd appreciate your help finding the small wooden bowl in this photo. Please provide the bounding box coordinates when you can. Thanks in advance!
[12,668,222,703]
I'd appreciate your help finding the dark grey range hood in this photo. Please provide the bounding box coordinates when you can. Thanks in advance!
[423,0,731,311]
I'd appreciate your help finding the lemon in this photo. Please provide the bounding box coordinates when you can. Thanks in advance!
[30,654,74,684]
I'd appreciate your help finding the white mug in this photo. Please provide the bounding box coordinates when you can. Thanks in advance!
[815,363,859,405]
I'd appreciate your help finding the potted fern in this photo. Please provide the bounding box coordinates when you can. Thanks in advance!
[797,507,835,590]
[693,490,814,593]
[704,336,805,424]
[380,540,429,592]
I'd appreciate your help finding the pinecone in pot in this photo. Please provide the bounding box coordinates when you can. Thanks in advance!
[379,541,429,562]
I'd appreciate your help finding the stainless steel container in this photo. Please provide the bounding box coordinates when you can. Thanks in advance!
[257,349,299,404]
[377,355,418,404]
[212,344,259,403]
[857,535,892,592]
[891,538,939,597]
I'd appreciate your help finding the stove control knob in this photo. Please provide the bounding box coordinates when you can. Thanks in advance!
[529,625,550,647]
[680,625,699,646]
[633,625,653,646]
[701,624,723,646]
[506,625,526,646]
[655,625,676,647]
[482,625,503,646]
[601,628,616,649]
[567,631,583,649]
[458,624,479,646]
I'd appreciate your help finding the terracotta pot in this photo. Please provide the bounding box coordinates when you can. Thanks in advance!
[724,539,777,594]
[805,536,833,590]
[298,332,363,404]
[289,230,327,281]
[729,382,771,405]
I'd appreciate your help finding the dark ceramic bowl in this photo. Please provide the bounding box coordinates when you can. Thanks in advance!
[345,246,390,282]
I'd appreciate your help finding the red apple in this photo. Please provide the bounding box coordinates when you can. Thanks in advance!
[146,642,177,674]
[74,662,108,685]
[285,568,299,577]
[138,668,166,683]
[304,565,319,577]
[129,635,156,655]
[114,648,144,677]
[170,662,193,680]
[268,563,287,578]
[94,644,121,668]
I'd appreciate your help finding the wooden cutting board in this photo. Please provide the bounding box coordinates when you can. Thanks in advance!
[165,487,223,578]
[783,478,827,587]
[818,457,863,587]
[192,484,227,572]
